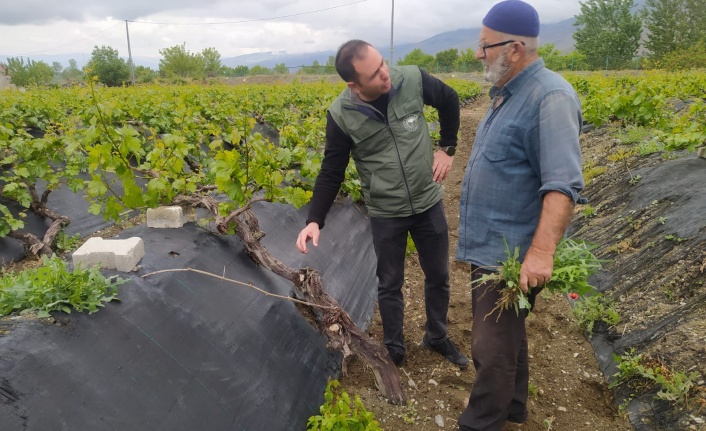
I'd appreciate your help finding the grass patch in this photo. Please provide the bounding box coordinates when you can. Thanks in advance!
[0,256,124,317]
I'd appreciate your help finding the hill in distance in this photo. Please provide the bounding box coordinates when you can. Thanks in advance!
[221,17,577,70]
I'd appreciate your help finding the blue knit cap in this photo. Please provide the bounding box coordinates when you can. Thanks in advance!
[482,0,540,37]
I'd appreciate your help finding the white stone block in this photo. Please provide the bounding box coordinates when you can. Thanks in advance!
[698,147,706,159]
[146,206,186,228]
[72,237,144,272]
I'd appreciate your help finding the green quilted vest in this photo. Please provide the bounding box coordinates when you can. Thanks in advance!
[328,66,442,218]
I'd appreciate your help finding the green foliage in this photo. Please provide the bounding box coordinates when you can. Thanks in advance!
[2,57,54,87]
[573,0,643,70]
[54,230,82,253]
[134,65,157,84]
[0,256,124,317]
[60,59,85,84]
[615,126,653,145]
[454,48,482,72]
[201,47,222,78]
[434,48,459,72]
[405,232,417,257]
[445,78,483,101]
[298,56,336,75]
[397,48,434,70]
[581,203,597,218]
[654,41,706,70]
[273,63,289,74]
[583,162,607,184]
[642,0,690,59]
[539,44,589,71]
[571,293,620,334]
[248,65,272,76]
[307,380,382,431]
[606,148,637,162]
[402,400,418,424]
[86,45,130,87]
[654,99,706,151]
[223,65,249,77]
[472,238,607,316]
[159,43,207,79]
[0,109,86,240]
[610,348,699,406]
[528,382,539,399]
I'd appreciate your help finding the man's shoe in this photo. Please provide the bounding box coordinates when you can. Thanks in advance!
[386,347,406,366]
[507,416,526,425]
[420,335,469,369]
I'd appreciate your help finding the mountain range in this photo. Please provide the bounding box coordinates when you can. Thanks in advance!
[0,17,577,72]
[4,0,650,72]
[220,17,577,70]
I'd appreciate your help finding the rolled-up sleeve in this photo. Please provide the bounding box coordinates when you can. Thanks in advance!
[532,90,585,203]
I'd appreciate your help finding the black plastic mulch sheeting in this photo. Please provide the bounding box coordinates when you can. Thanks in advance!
[0,201,378,431]
[575,156,706,430]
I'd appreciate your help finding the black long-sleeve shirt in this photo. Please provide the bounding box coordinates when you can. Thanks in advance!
[307,68,460,228]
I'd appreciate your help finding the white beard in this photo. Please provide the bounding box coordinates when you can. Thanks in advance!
[483,48,511,85]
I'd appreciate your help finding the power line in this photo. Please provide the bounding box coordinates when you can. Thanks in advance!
[10,22,124,56]
[128,0,367,25]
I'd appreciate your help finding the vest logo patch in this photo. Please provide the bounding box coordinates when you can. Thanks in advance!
[402,114,419,132]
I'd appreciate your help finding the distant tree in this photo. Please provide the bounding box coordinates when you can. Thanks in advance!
[233,65,249,77]
[159,43,205,79]
[61,58,84,83]
[311,59,323,74]
[86,46,130,86]
[201,47,221,77]
[656,40,706,70]
[642,0,689,59]
[2,57,54,87]
[686,0,706,42]
[573,0,643,69]
[51,61,63,74]
[434,48,459,72]
[222,65,249,77]
[397,48,434,70]
[273,63,288,74]
[248,65,271,76]
[134,66,157,83]
[299,60,324,75]
[324,55,336,74]
[538,44,564,70]
[684,0,706,43]
[455,48,482,72]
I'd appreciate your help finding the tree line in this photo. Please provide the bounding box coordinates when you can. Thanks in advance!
[2,0,705,88]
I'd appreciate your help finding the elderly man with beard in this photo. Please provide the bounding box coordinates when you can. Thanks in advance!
[455,1,585,430]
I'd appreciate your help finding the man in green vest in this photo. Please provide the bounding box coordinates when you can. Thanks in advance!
[295,40,468,369]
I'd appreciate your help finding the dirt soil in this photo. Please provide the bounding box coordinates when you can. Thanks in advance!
[338,96,635,431]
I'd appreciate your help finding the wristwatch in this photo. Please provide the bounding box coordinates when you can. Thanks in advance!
[439,146,456,156]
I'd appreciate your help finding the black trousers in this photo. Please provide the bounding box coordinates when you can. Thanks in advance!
[369,201,450,356]
[458,265,541,431]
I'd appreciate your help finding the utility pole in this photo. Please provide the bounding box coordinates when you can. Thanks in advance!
[390,0,395,65]
[125,20,136,85]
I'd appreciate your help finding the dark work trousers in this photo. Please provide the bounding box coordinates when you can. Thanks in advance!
[369,200,450,357]
[458,265,542,431]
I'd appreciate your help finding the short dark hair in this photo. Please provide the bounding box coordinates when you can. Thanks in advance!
[335,39,372,83]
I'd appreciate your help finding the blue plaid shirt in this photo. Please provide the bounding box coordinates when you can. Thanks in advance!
[455,59,585,268]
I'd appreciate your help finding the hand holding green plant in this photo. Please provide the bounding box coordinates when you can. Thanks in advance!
[472,237,607,320]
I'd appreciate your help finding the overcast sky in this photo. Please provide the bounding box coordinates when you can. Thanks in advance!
[0,0,583,64]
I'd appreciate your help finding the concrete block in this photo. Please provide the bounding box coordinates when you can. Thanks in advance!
[698,147,706,159]
[147,206,186,228]
[72,237,144,272]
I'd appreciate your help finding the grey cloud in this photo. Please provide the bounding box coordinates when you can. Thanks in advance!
[0,0,228,25]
